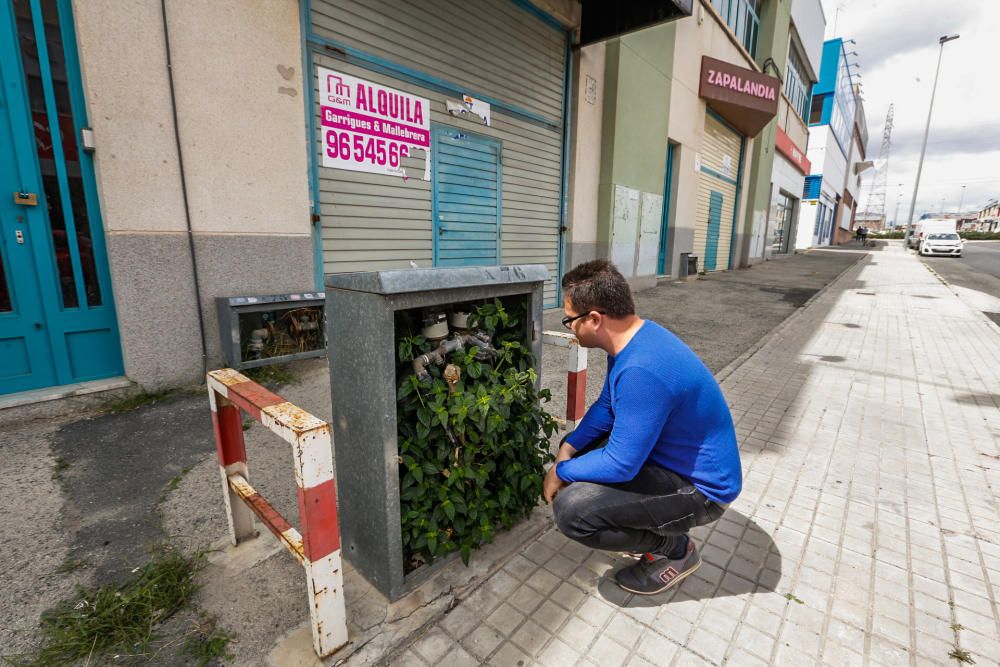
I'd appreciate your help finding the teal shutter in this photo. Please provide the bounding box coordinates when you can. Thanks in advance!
[433,129,501,267]
[705,191,723,271]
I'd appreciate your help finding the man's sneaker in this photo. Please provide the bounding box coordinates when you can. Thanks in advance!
[614,540,701,595]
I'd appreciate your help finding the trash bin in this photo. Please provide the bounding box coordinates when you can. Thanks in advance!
[679,253,699,278]
[325,265,548,600]
[687,254,699,277]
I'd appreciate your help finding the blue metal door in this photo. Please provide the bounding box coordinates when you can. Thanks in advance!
[657,143,675,275]
[0,0,122,395]
[704,192,723,271]
[432,128,502,267]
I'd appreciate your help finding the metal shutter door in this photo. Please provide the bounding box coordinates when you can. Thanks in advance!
[694,114,742,271]
[434,129,501,266]
[310,0,565,305]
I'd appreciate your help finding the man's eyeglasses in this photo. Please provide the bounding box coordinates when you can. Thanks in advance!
[561,311,604,330]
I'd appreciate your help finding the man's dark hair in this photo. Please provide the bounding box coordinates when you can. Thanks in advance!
[561,259,635,318]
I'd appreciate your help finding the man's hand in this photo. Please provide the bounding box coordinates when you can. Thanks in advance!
[543,464,566,504]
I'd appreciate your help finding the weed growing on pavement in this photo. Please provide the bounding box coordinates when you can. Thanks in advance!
[167,466,193,492]
[784,593,804,604]
[103,389,175,414]
[949,647,975,664]
[181,616,233,666]
[243,364,297,387]
[950,623,965,632]
[51,456,70,481]
[54,556,89,575]
[8,549,200,666]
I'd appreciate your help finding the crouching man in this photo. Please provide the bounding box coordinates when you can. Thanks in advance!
[544,260,741,595]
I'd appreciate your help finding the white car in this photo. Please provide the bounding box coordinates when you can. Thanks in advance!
[919,232,963,257]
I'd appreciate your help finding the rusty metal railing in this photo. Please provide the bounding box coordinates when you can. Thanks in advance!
[207,369,347,658]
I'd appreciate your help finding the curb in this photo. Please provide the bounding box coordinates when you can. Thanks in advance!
[713,250,870,385]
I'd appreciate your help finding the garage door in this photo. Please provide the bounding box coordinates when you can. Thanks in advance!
[694,113,743,272]
[309,0,566,305]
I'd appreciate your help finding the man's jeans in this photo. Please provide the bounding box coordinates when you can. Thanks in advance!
[552,464,726,555]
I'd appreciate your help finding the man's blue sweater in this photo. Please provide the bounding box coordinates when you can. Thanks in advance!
[556,321,742,503]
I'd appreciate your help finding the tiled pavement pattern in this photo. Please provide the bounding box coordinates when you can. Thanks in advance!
[387,246,1000,666]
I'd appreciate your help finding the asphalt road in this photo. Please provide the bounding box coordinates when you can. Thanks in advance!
[920,240,1000,325]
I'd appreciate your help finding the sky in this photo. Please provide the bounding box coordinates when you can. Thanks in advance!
[820,0,999,222]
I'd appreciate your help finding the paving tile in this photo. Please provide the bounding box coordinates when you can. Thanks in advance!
[686,626,730,665]
[533,599,571,633]
[734,622,777,661]
[549,581,588,612]
[558,614,600,651]
[535,638,580,667]
[461,624,505,661]
[412,627,458,663]
[575,596,615,628]
[439,606,483,640]
[586,635,631,667]
[635,629,679,664]
[486,603,526,638]
[487,641,531,667]
[390,649,429,666]
[510,619,550,658]
[603,612,644,649]
[522,541,556,565]
[509,583,545,615]
[439,644,480,667]
[542,553,578,579]
[524,566,562,595]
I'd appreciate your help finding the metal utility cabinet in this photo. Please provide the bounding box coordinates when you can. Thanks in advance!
[325,265,548,600]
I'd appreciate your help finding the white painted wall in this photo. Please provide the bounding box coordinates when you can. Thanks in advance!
[795,200,819,249]
[568,41,605,262]
[791,0,826,81]
[72,0,310,237]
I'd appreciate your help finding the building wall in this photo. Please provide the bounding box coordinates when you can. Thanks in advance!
[791,0,825,78]
[569,3,771,285]
[567,41,606,269]
[73,0,313,388]
[768,152,805,253]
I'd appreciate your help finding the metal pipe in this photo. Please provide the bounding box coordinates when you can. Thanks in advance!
[411,333,497,380]
[161,0,208,378]
[905,34,959,239]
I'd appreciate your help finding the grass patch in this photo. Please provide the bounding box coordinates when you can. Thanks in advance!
[167,467,193,493]
[784,592,804,604]
[8,549,200,666]
[243,364,297,387]
[950,647,975,664]
[103,389,175,415]
[54,556,89,575]
[182,617,233,666]
[51,456,70,481]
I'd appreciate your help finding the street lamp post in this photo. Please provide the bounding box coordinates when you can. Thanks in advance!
[905,34,959,242]
[958,184,967,214]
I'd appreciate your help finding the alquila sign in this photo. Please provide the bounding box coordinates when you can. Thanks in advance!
[698,56,779,137]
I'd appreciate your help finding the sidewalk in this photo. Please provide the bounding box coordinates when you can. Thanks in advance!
[388,243,1000,666]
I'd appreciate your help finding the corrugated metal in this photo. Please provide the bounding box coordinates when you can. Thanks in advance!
[310,0,564,304]
[434,129,501,266]
[694,114,741,271]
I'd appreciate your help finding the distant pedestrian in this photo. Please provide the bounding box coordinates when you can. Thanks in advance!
[855,226,863,242]
[544,260,741,595]
[860,226,869,244]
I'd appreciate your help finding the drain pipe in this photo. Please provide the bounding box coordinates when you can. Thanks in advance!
[161,0,208,379]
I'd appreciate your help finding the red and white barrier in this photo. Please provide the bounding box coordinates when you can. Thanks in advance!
[207,369,348,658]
[542,331,588,429]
